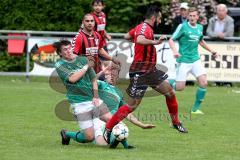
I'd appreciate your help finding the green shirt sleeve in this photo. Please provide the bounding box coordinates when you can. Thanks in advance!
[76,56,96,81]
[172,24,183,41]
[87,68,96,81]
[55,61,73,82]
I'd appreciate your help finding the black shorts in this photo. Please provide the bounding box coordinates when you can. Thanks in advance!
[126,69,168,99]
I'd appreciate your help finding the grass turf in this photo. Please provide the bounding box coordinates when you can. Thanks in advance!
[0,76,240,160]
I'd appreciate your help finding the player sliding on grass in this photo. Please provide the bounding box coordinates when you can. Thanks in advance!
[104,6,188,144]
[168,7,218,115]
[54,40,155,149]
[54,40,113,146]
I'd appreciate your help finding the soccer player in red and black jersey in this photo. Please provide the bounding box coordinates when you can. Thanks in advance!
[72,13,120,73]
[104,6,188,143]
[91,0,111,52]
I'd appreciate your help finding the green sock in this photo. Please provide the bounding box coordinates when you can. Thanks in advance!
[168,79,176,91]
[65,131,87,143]
[192,87,207,112]
[121,139,129,149]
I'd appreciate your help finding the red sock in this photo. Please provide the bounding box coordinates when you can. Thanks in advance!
[106,104,133,130]
[165,95,180,125]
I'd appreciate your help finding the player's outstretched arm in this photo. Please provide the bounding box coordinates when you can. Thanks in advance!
[168,38,180,58]
[127,113,156,129]
[99,48,121,65]
[137,35,166,45]
[92,77,101,107]
[199,40,218,59]
[124,32,132,40]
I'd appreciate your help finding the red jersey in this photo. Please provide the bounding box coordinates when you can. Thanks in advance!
[72,30,103,73]
[130,22,156,73]
[91,12,107,47]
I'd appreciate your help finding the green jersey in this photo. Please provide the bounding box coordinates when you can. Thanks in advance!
[55,56,96,103]
[98,80,125,114]
[172,21,203,63]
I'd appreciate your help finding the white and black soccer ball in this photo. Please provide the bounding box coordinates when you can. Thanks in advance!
[112,123,129,141]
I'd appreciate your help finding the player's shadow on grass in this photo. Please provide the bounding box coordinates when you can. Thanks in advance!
[49,70,67,94]
[55,100,75,121]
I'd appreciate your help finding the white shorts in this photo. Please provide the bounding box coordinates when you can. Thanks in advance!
[71,101,95,130]
[176,60,206,82]
[93,118,106,139]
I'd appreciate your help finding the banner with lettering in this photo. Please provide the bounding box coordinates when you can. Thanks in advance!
[28,38,240,82]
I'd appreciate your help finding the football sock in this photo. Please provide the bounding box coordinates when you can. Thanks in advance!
[65,131,87,143]
[165,95,180,125]
[168,79,176,91]
[106,104,133,130]
[192,87,206,112]
[121,139,129,149]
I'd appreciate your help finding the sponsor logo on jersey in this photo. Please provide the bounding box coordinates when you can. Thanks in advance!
[86,47,98,55]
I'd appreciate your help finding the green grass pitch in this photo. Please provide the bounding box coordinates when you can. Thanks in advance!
[0,76,240,160]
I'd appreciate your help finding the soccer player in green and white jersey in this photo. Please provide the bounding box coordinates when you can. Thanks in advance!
[169,7,218,114]
[54,40,112,145]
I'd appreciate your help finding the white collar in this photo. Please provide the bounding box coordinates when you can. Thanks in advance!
[188,22,197,28]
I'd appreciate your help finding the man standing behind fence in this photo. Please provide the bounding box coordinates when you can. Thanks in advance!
[207,4,234,39]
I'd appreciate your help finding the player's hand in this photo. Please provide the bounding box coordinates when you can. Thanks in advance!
[102,63,112,74]
[159,35,167,43]
[92,97,101,107]
[211,51,218,59]
[155,35,167,45]
[173,52,180,58]
[87,56,95,68]
[112,57,121,66]
[106,34,111,41]
[217,33,225,39]
[141,124,156,129]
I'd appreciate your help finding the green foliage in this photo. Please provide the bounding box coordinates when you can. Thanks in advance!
[0,51,26,72]
[0,51,33,72]
[0,0,169,32]
[0,0,92,31]
[105,0,169,32]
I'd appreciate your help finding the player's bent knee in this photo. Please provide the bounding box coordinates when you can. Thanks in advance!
[85,134,95,141]
[176,83,185,91]
[164,89,175,98]
[199,81,208,88]
[176,86,185,91]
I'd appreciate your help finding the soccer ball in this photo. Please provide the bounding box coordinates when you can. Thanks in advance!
[112,123,129,141]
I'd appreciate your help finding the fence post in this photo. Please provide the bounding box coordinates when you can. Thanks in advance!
[26,33,30,82]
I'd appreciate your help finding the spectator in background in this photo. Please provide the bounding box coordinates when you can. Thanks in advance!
[206,4,234,39]
[172,2,189,32]
[91,0,111,52]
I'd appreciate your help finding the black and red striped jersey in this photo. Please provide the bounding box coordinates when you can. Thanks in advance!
[72,30,103,73]
[130,22,156,73]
